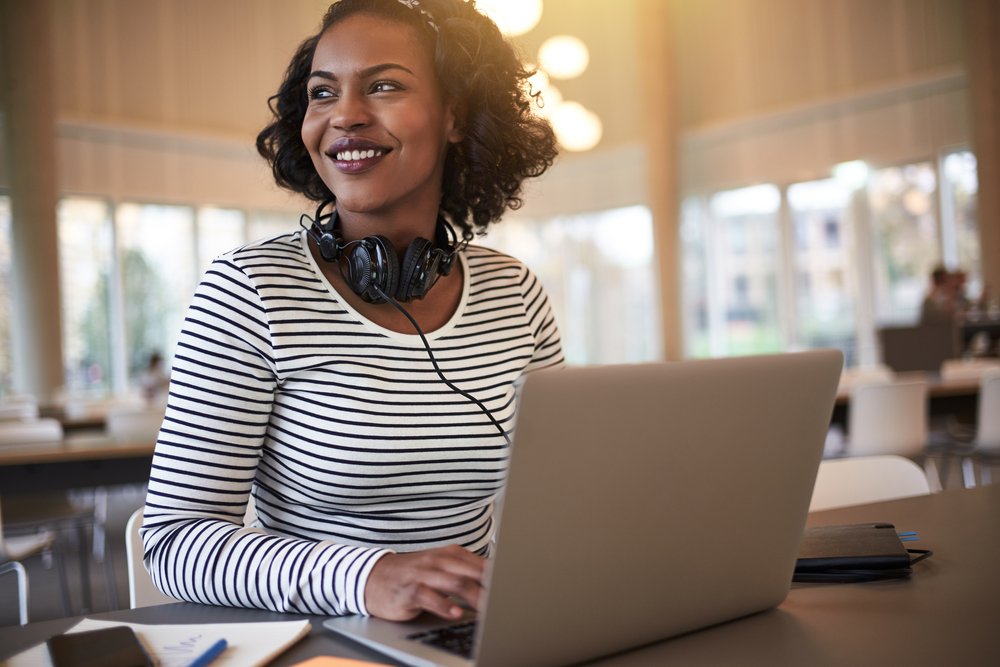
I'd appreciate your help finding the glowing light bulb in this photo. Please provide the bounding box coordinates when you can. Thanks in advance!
[551,101,602,152]
[477,0,543,36]
[538,35,590,79]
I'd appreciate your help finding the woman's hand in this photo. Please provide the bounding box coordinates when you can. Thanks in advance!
[364,545,487,621]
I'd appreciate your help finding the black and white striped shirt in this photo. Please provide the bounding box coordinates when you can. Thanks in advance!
[141,230,564,615]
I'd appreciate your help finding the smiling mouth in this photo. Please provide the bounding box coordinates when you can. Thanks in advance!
[334,148,387,161]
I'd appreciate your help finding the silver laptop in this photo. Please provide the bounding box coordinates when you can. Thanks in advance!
[324,350,843,667]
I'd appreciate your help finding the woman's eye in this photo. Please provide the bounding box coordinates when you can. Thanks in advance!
[370,80,402,94]
[308,86,336,101]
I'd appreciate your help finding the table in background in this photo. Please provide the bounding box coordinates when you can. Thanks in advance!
[0,435,155,495]
[1,484,996,666]
[831,374,980,431]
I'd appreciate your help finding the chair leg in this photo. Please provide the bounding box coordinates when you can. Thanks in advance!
[0,560,30,625]
[74,519,93,613]
[982,463,992,487]
[923,458,943,493]
[52,539,74,616]
[962,457,978,489]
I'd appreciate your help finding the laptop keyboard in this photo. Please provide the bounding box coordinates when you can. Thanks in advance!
[407,621,478,658]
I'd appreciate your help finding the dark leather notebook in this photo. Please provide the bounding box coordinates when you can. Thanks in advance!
[794,522,922,582]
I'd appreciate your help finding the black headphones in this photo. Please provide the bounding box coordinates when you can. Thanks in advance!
[303,201,466,305]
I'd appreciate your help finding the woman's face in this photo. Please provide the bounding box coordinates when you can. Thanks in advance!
[301,13,459,223]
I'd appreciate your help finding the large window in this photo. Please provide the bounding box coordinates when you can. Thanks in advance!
[484,205,660,365]
[787,178,857,361]
[868,162,940,325]
[693,184,783,357]
[53,199,299,397]
[941,150,981,299]
[197,207,246,271]
[116,203,197,382]
[59,198,115,393]
[680,150,980,367]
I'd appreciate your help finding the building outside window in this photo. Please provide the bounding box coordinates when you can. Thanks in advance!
[706,184,783,357]
[867,162,940,325]
[484,205,661,365]
[787,178,857,363]
[58,197,115,393]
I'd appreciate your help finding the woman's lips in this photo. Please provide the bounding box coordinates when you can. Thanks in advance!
[326,144,391,174]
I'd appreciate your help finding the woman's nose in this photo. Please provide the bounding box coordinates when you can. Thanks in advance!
[332,91,372,131]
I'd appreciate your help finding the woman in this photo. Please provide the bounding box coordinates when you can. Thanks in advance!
[140,0,563,622]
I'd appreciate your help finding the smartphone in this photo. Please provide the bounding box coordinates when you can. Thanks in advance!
[46,626,153,667]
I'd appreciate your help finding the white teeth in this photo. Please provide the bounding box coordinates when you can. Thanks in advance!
[336,149,384,161]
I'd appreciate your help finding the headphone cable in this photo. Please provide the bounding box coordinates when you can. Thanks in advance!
[373,285,512,448]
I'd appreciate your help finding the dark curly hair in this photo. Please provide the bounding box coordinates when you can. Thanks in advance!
[255,0,558,239]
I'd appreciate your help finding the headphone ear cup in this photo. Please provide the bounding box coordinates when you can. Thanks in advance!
[366,235,399,303]
[345,243,376,300]
[318,231,340,261]
[397,237,433,302]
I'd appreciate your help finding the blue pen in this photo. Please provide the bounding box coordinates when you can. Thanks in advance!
[187,638,228,667]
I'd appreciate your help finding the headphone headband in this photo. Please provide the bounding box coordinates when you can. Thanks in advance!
[301,202,465,304]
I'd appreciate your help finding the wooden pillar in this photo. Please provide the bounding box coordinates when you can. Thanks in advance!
[638,0,683,360]
[0,0,65,401]
[965,0,1000,296]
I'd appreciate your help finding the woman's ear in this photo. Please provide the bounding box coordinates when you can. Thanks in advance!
[446,99,466,144]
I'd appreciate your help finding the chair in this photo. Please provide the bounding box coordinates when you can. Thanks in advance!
[0,502,57,625]
[0,417,63,444]
[0,418,115,612]
[954,370,1000,487]
[810,455,932,512]
[105,404,166,441]
[125,508,176,609]
[845,378,939,490]
[0,397,39,421]
[837,363,894,393]
[126,497,257,609]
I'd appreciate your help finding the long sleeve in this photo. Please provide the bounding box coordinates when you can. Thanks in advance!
[141,256,388,615]
[140,234,563,617]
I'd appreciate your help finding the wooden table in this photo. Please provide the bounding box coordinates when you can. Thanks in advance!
[0,435,155,494]
[2,485,996,666]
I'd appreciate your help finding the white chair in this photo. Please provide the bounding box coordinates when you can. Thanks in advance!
[837,363,894,392]
[125,508,176,608]
[0,418,118,612]
[0,399,39,421]
[810,455,932,512]
[845,378,939,490]
[105,404,166,441]
[955,369,1000,488]
[127,497,257,609]
[0,418,63,444]
[0,502,57,625]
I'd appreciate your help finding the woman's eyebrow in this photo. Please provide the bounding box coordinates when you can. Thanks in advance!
[307,63,415,83]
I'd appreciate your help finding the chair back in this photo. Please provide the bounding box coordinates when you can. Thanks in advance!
[125,508,176,609]
[977,370,1000,454]
[106,405,165,441]
[0,400,39,421]
[847,379,928,457]
[126,499,258,608]
[810,455,931,512]
[0,418,63,445]
[838,364,894,392]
